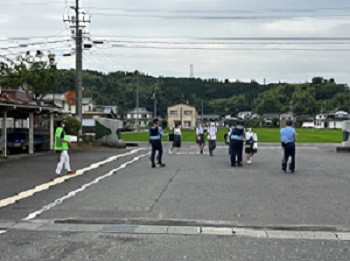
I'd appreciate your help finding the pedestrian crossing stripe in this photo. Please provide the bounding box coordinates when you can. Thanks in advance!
[0,149,145,209]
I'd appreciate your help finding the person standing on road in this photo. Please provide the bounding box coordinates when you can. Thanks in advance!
[208,120,217,156]
[149,118,168,168]
[196,122,205,154]
[169,123,182,154]
[230,120,245,167]
[54,119,76,177]
[245,128,258,164]
[280,120,297,174]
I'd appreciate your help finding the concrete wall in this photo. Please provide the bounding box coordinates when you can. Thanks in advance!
[95,118,124,146]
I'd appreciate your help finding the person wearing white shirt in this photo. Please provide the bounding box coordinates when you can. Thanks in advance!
[196,122,205,154]
[245,128,258,164]
[169,123,182,154]
[207,120,217,156]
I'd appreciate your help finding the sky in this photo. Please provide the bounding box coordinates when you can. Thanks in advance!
[1,0,350,84]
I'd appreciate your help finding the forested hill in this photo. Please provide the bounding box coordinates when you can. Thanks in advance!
[53,70,350,117]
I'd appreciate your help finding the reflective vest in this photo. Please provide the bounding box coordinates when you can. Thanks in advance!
[54,127,69,150]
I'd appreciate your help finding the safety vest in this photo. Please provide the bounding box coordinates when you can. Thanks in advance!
[54,127,69,150]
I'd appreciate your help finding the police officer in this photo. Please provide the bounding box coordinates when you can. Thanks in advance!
[55,119,76,176]
[148,118,168,168]
[280,120,297,174]
[230,120,245,167]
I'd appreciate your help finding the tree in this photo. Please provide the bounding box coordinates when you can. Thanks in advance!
[292,85,316,116]
[0,50,59,98]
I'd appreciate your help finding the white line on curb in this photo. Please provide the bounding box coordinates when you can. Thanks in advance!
[0,149,144,209]
[23,153,149,221]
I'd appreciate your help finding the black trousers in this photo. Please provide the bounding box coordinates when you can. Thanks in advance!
[230,140,243,165]
[282,142,295,171]
[208,140,216,155]
[151,139,163,165]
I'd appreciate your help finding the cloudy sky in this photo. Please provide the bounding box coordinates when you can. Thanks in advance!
[1,0,350,84]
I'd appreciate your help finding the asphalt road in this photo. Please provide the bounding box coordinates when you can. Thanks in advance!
[1,142,350,260]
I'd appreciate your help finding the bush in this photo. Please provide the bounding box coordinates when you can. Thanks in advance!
[62,116,82,136]
[161,120,168,129]
[244,120,260,128]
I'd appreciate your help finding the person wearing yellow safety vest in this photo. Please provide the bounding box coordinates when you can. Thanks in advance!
[55,119,76,176]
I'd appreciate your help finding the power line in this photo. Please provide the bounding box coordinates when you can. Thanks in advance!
[91,35,350,41]
[102,39,350,45]
[106,44,350,52]
[90,12,350,20]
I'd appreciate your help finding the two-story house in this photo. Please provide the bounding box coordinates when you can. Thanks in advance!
[167,103,197,129]
[126,107,153,128]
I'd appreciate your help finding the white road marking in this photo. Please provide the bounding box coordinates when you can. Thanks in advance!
[0,230,6,235]
[0,149,144,209]
[189,145,321,150]
[23,153,149,221]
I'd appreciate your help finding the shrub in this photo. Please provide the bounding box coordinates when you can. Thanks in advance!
[62,116,82,136]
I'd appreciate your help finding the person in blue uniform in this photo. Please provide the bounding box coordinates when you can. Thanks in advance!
[280,120,297,173]
[148,118,168,168]
[230,120,245,167]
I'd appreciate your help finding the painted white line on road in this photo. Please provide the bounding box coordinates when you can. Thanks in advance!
[189,145,321,150]
[0,149,144,209]
[23,153,149,221]
[0,230,6,235]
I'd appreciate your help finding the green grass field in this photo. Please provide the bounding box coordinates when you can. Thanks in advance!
[121,128,342,143]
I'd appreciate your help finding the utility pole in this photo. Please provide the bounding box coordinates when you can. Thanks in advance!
[201,99,204,122]
[136,74,140,132]
[153,91,157,118]
[64,0,91,125]
[75,3,83,123]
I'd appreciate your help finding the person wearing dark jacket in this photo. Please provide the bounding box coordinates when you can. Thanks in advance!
[230,120,245,167]
[148,118,168,168]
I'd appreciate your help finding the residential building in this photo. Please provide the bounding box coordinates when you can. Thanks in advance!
[167,103,197,129]
[42,94,95,115]
[126,107,153,128]
[260,113,280,127]
[327,110,349,129]
[238,111,252,120]
[199,114,221,125]
[279,112,294,128]
[315,114,328,129]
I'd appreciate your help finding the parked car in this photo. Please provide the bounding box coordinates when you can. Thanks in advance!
[0,133,42,154]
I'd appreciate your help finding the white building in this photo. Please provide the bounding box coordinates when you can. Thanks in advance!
[237,111,252,120]
[126,107,153,128]
[327,110,349,129]
[42,94,95,115]
[315,114,328,129]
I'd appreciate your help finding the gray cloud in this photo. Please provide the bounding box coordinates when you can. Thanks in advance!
[1,0,350,84]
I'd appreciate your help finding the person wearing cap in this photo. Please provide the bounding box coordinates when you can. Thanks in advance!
[148,118,168,168]
[230,120,245,167]
[207,120,217,156]
[280,120,297,173]
[54,119,76,176]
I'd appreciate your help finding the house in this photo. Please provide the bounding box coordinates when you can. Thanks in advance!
[42,94,70,112]
[315,113,328,129]
[167,103,197,129]
[260,113,280,127]
[237,111,252,120]
[199,114,221,125]
[279,112,294,128]
[126,107,153,128]
[327,110,349,129]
